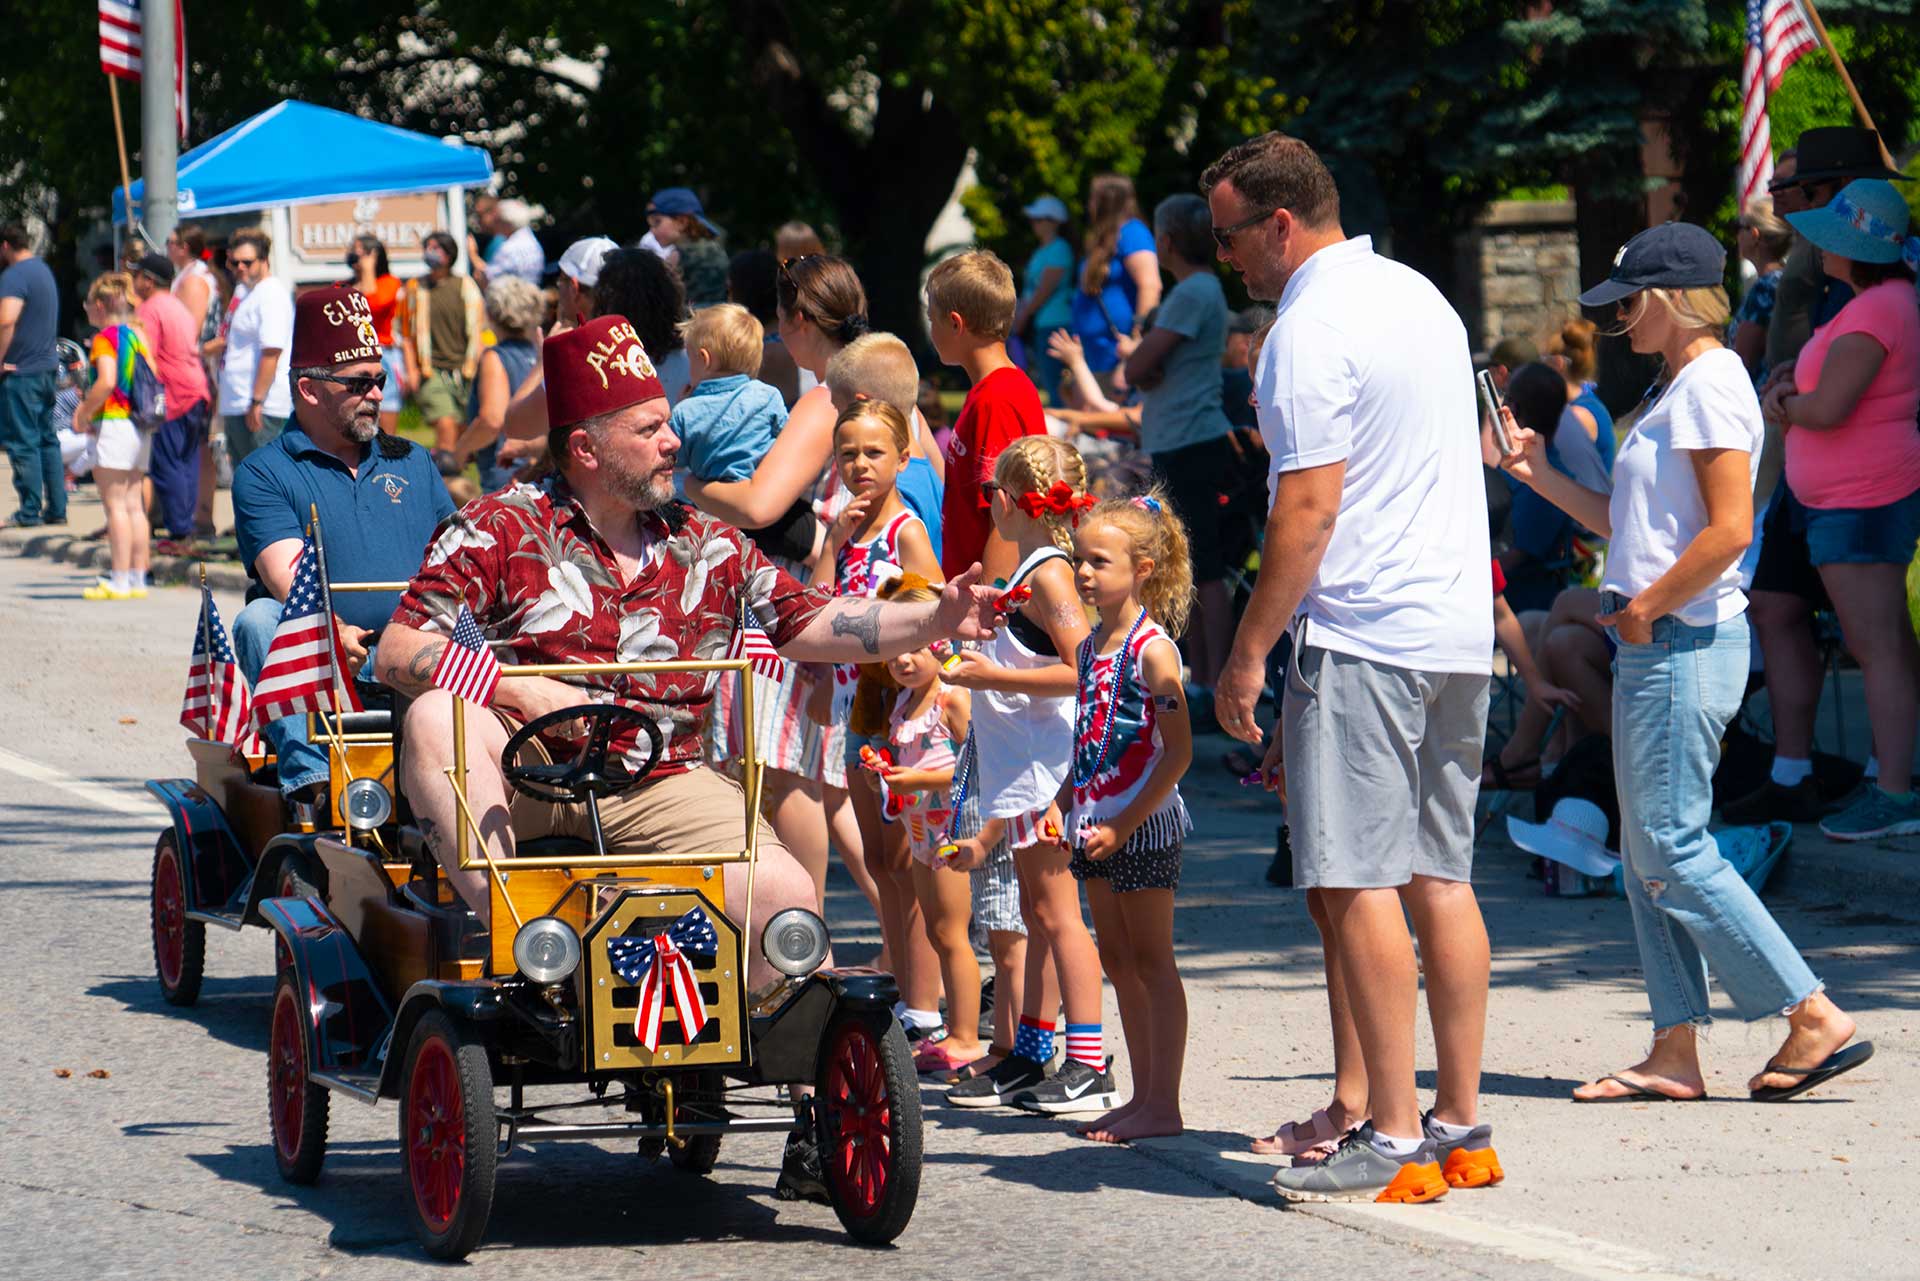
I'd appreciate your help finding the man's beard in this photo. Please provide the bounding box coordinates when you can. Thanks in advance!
[342,410,379,443]
[600,450,674,512]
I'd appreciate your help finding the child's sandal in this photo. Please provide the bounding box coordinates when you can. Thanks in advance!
[944,1045,1011,1083]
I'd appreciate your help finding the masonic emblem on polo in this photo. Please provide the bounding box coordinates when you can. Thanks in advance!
[606,906,718,1051]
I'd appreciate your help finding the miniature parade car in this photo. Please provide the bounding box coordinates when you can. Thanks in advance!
[257,660,922,1258]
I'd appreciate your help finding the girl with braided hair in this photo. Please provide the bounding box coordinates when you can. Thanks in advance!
[944,436,1117,1114]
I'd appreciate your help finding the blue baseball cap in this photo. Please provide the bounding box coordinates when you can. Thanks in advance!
[647,187,720,236]
[1787,179,1919,268]
[1578,222,1726,308]
[1021,195,1069,223]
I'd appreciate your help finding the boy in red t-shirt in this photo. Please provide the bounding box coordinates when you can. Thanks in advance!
[927,251,1046,582]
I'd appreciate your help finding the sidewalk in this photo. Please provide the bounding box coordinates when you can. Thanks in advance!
[1,455,249,591]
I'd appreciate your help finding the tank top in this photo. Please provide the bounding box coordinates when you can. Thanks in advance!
[830,508,922,719]
[171,260,221,346]
[889,688,958,850]
[1069,614,1189,847]
[971,545,1077,817]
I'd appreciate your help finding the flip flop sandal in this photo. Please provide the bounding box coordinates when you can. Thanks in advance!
[1290,1136,1344,1167]
[914,1040,983,1075]
[1573,1073,1708,1103]
[1250,1108,1345,1156]
[1749,1040,1874,1103]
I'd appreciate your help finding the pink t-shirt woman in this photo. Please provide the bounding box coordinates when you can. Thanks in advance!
[1787,280,1920,509]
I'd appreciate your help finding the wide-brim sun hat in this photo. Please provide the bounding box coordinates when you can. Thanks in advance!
[1022,195,1069,223]
[1786,179,1920,268]
[1506,797,1621,879]
[1578,222,1727,308]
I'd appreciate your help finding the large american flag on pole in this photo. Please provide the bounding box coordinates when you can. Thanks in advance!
[1738,0,1818,205]
[251,539,363,729]
[432,605,503,706]
[180,587,255,751]
[98,0,189,141]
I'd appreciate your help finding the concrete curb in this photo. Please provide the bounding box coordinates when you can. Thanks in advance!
[0,526,250,591]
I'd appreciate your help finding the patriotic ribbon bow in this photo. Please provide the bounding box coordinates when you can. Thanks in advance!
[1016,481,1097,524]
[607,907,718,1052]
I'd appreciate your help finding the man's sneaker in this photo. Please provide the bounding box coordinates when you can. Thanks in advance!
[1422,1109,1504,1189]
[1272,1125,1448,1204]
[946,1053,1047,1108]
[1014,1056,1120,1115]
[774,1131,831,1204]
[1722,776,1824,825]
[1819,787,1920,842]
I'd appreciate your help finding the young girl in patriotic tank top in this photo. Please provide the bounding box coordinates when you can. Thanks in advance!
[1067,490,1195,1143]
[943,436,1119,1116]
[808,399,941,1030]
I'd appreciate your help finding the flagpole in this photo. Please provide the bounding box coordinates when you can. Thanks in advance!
[140,0,179,246]
[108,75,137,245]
[196,563,212,739]
[309,505,346,841]
[1798,0,1897,170]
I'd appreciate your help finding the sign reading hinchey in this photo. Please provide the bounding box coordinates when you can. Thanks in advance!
[290,193,443,265]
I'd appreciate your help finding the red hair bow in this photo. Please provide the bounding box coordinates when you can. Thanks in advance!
[1016,481,1097,524]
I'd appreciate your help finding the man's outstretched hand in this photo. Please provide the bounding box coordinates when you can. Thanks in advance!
[932,564,1008,641]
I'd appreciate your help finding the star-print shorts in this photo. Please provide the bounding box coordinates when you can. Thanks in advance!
[1070,830,1182,894]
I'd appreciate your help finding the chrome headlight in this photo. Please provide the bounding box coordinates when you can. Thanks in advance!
[513,916,582,984]
[761,908,829,977]
[340,778,392,831]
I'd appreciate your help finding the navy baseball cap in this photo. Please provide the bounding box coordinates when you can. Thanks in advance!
[647,187,719,235]
[1578,222,1726,308]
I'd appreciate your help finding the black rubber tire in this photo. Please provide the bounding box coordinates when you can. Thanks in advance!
[151,831,206,1007]
[276,849,321,902]
[817,1012,922,1245]
[268,968,330,1184]
[400,1010,498,1261]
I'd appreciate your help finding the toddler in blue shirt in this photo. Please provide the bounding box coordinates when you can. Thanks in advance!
[670,303,788,483]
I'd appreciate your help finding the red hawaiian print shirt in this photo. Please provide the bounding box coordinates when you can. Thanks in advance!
[392,477,833,776]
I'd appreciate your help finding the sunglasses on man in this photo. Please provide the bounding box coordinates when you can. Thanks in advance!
[1212,207,1277,250]
[296,369,384,397]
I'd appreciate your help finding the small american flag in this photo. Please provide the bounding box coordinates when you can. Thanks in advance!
[432,605,502,707]
[251,539,363,729]
[180,587,255,750]
[98,0,189,142]
[725,607,786,680]
[1737,0,1818,205]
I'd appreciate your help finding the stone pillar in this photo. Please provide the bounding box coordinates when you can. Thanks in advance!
[1454,199,1581,356]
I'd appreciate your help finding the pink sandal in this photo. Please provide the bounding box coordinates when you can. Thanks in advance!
[1249,1108,1364,1159]
[913,1039,984,1075]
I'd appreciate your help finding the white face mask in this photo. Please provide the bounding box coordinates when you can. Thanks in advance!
[424,248,449,269]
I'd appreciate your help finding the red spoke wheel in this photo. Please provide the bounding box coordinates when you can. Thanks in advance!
[268,968,329,1183]
[401,1010,497,1260]
[151,832,205,1006]
[817,1013,921,1245]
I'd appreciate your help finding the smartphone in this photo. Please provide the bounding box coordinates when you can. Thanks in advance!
[1477,369,1513,456]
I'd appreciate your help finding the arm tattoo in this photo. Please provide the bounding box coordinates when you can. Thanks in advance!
[1155,694,1181,711]
[418,815,446,857]
[401,640,448,691]
[829,602,884,654]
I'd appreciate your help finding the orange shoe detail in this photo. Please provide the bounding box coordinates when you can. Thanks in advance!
[1442,1145,1505,1188]
[1374,1159,1448,1204]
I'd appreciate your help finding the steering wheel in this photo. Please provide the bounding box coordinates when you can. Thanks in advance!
[501,704,665,805]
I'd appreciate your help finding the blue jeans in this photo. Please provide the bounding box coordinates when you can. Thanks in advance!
[2,370,64,523]
[231,596,330,797]
[1607,601,1819,1029]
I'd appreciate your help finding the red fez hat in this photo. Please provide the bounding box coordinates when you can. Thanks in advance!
[544,315,667,430]
[290,285,383,369]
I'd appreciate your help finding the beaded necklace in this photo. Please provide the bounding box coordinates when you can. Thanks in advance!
[1072,607,1148,791]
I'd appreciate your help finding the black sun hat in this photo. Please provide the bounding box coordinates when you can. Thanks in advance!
[1578,223,1726,309]
[1771,126,1908,189]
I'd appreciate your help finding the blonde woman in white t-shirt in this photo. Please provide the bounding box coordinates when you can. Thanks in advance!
[1503,222,1871,1106]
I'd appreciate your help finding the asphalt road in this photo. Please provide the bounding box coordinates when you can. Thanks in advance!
[3,546,1916,1281]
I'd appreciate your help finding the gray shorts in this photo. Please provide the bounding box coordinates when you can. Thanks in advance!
[949,735,1024,937]
[1281,637,1488,889]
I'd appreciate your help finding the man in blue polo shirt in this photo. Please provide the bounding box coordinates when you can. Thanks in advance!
[231,284,455,811]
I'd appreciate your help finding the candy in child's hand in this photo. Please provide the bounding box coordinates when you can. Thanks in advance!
[1041,818,1061,842]
[993,584,1033,612]
[930,638,963,671]
[936,842,961,863]
[1239,769,1266,786]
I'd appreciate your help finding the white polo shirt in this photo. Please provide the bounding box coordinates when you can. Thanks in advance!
[1255,235,1492,674]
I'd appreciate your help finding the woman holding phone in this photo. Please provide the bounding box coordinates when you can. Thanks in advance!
[1501,223,1871,1104]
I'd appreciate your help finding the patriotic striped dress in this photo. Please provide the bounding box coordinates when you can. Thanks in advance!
[1068,616,1190,850]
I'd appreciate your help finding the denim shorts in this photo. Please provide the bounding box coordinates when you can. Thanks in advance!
[1791,484,1920,568]
[380,344,408,408]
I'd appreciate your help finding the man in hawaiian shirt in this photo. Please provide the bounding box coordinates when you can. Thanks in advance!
[376,314,1002,985]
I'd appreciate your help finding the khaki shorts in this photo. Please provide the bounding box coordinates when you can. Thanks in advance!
[416,368,470,422]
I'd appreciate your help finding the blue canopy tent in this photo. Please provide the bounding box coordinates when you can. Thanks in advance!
[113,100,493,281]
